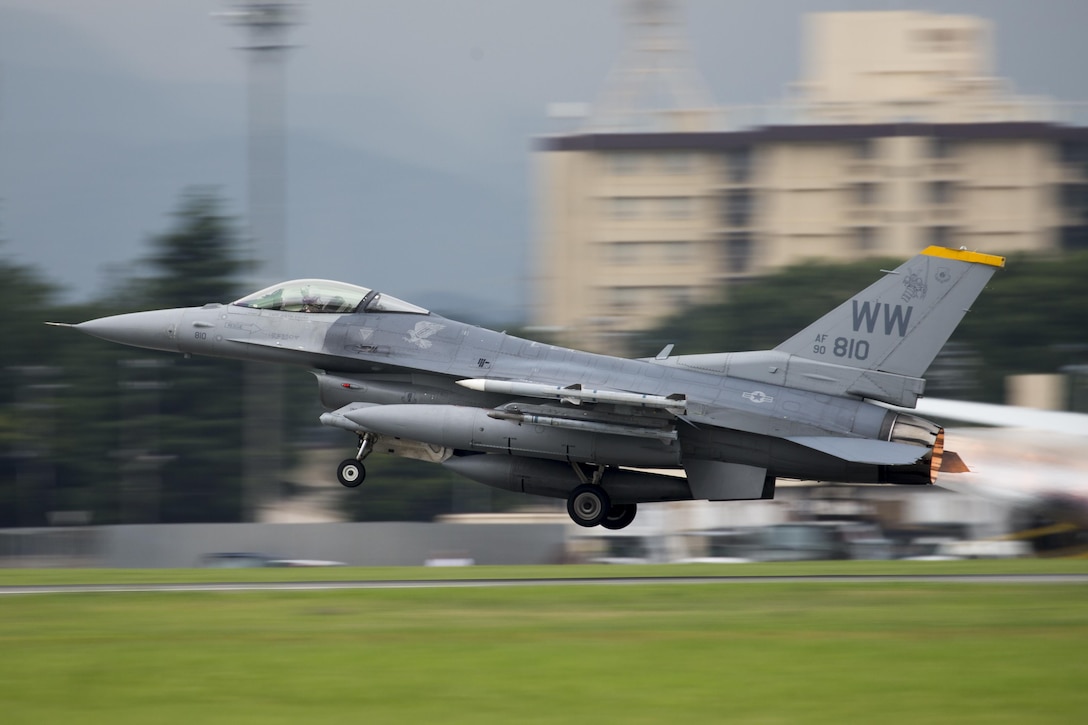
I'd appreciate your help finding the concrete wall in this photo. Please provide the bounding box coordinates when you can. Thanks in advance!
[0,522,568,569]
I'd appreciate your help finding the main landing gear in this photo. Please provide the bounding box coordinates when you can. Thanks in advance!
[337,433,375,488]
[565,464,638,530]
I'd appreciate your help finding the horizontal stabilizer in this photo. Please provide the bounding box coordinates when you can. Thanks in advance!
[787,436,928,465]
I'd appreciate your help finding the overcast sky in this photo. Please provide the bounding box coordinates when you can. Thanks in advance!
[2,0,1086,318]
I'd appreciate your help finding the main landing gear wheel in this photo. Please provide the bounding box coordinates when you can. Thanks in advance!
[567,484,611,528]
[337,459,365,488]
[601,503,638,530]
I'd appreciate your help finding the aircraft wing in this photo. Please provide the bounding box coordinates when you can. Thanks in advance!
[458,379,941,465]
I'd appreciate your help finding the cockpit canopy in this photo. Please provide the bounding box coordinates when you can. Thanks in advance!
[232,279,429,315]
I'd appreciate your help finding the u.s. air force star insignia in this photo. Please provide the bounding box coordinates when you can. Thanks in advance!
[405,321,445,349]
[742,390,774,404]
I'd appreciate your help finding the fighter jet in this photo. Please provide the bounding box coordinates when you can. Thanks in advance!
[55,245,1003,529]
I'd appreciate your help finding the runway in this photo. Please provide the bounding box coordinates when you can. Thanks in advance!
[2,573,1086,595]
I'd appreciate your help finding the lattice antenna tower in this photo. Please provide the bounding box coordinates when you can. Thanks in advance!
[588,0,713,131]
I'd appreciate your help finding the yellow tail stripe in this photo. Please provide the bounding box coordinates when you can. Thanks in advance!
[922,245,1006,268]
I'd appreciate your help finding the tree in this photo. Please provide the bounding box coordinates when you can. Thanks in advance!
[0,247,62,526]
[2,190,311,526]
[137,190,252,308]
[123,189,253,522]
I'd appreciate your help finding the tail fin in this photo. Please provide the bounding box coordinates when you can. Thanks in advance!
[775,246,1004,378]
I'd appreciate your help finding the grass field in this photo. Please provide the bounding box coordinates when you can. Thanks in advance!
[2,558,1088,585]
[1,564,1086,723]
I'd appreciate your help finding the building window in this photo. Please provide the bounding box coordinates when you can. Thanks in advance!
[930,137,955,159]
[854,226,879,252]
[1059,141,1088,167]
[854,182,878,206]
[723,233,753,273]
[662,152,693,174]
[725,147,752,183]
[607,287,640,310]
[609,197,640,219]
[723,190,752,227]
[661,197,693,219]
[930,181,955,205]
[666,241,693,264]
[608,153,641,175]
[928,226,953,246]
[1060,184,1088,212]
[918,28,969,53]
[853,138,876,160]
[663,287,693,308]
[608,242,640,265]
[1060,226,1088,252]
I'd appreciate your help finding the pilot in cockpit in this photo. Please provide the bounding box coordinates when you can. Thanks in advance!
[233,279,429,315]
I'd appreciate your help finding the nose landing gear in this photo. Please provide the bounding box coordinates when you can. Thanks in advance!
[337,433,375,488]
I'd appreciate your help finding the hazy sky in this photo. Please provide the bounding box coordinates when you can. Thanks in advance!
[2,0,1086,317]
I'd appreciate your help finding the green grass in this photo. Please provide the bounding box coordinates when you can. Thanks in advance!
[1,573,1086,723]
[2,558,1088,586]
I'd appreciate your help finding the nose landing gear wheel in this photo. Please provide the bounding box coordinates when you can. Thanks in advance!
[601,503,637,530]
[337,459,365,488]
[567,484,611,527]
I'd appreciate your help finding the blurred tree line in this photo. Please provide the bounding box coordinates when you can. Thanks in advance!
[0,189,534,528]
[631,251,1088,404]
[0,190,262,527]
[3,191,1087,527]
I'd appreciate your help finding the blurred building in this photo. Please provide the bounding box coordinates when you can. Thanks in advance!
[535,7,1088,352]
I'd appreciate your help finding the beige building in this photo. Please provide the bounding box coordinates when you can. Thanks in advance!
[534,10,1088,352]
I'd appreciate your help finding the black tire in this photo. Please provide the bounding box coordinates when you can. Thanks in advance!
[337,459,365,488]
[601,503,637,530]
[566,484,611,528]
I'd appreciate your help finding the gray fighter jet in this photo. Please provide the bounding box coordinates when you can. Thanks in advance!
[55,245,1004,529]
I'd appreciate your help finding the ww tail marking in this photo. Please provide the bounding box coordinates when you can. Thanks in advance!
[851,300,913,337]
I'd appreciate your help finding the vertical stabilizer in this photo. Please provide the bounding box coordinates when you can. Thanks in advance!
[775,247,1004,378]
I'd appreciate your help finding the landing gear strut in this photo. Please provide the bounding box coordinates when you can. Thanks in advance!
[337,433,375,488]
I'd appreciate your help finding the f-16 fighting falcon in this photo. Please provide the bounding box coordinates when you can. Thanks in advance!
[54,246,1003,529]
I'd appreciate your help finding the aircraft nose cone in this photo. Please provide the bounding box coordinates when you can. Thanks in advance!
[77,309,183,353]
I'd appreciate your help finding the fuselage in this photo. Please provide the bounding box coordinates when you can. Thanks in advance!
[79,295,934,485]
